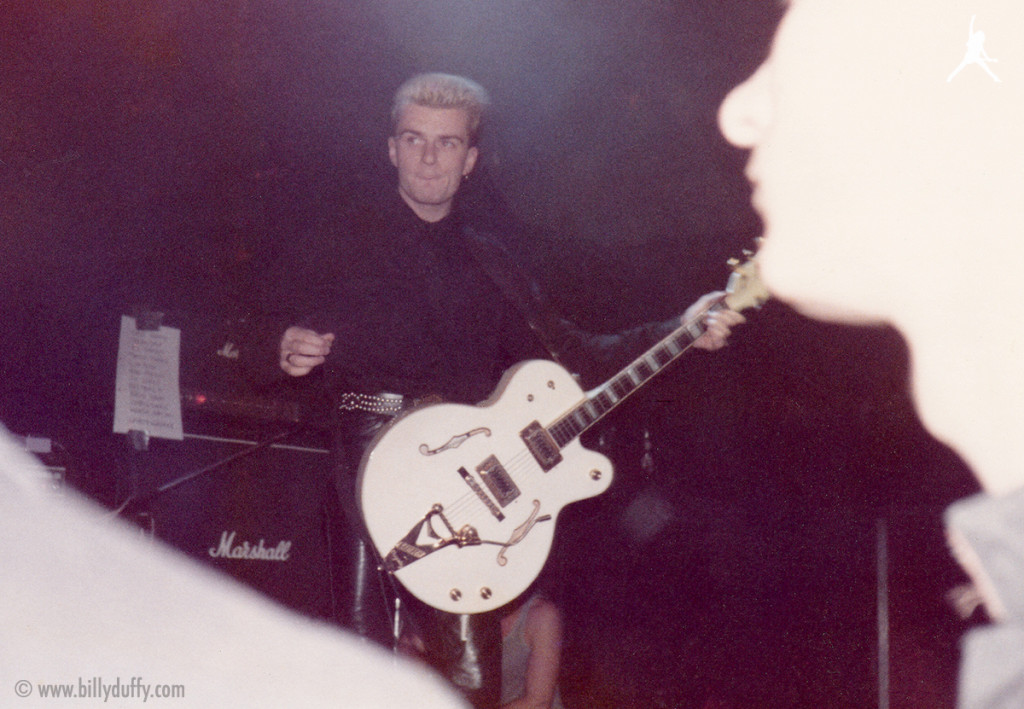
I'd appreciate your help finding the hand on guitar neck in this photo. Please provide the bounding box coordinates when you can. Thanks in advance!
[681,290,747,352]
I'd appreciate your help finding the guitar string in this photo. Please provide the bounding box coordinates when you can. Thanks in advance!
[444,447,535,521]
[442,447,544,530]
[440,403,603,527]
[427,389,606,526]
[454,453,548,538]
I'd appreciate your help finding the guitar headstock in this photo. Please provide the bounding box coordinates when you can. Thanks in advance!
[723,247,769,313]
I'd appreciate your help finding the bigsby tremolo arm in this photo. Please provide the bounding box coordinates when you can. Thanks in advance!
[381,504,481,573]
[427,504,482,548]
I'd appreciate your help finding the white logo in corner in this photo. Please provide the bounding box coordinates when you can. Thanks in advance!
[948,15,1001,83]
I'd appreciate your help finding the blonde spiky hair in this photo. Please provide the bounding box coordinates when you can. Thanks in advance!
[390,73,490,145]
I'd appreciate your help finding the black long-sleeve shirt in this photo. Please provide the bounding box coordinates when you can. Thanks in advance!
[274,190,677,405]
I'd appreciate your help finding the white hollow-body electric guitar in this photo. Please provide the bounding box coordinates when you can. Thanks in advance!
[358,256,767,613]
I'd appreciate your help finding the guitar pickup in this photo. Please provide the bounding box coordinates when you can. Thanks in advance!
[476,455,521,507]
[520,421,562,471]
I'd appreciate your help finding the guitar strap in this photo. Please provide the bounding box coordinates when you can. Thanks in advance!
[462,226,579,372]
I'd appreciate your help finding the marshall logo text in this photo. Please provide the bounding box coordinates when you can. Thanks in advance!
[208,531,292,562]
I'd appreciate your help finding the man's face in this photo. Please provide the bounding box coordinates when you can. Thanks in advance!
[388,103,479,223]
[717,0,1002,325]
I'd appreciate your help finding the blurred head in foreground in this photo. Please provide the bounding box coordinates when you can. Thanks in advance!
[718,0,1024,495]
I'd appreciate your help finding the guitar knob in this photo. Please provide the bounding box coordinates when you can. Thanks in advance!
[589,469,602,481]
[480,587,492,600]
[449,589,462,602]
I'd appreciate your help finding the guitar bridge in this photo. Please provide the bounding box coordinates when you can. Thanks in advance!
[458,467,505,520]
[520,421,562,471]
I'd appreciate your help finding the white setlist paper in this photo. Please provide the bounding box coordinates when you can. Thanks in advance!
[113,315,184,441]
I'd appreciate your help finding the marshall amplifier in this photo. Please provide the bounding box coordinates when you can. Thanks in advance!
[135,430,343,625]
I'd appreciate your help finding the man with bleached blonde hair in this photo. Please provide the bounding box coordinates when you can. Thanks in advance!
[274,70,742,707]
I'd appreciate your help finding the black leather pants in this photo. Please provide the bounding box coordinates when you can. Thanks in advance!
[332,409,501,709]
[331,411,396,644]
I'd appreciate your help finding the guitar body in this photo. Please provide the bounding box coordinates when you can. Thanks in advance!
[358,252,767,614]
[358,359,612,614]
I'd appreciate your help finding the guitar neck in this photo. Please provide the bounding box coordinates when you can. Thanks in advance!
[546,303,719,448]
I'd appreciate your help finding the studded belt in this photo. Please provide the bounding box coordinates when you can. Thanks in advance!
[335,392,409,416]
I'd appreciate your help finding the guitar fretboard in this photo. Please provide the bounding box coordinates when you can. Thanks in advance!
[547,308,714,448]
